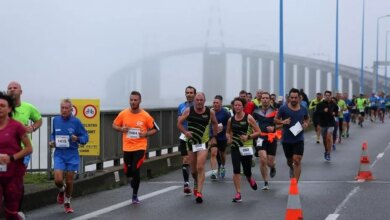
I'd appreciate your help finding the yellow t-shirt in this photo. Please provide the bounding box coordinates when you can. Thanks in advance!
[113,109,155,152]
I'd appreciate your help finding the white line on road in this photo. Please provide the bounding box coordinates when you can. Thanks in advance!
[371,144,390,168]
[325,186,359,220]
[71,185,181,220]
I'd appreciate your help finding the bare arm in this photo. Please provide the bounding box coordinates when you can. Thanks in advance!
[225,118,232,144]
[177,108,192,138]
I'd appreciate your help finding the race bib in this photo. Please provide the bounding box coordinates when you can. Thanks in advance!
[127,128,140,139]
[359,109,364,113]
[55,135,70,148]
[343,110,349,114]
[256,138,264,147]
[239,146,254,156]
[0,164,7,172]
[217,123,223,133]
[179,133,186,141]
[192,143,206,152]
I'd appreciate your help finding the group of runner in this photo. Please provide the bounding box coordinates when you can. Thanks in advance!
[176,86,309,203]
[176,86,390,204]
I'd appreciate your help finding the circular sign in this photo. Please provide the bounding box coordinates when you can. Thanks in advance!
[83,105,97,119]
[72,105,78,116]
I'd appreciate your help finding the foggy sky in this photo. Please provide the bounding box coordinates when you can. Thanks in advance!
[1,0,390,113]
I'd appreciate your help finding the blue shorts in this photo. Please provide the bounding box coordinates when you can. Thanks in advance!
[54,149,80,171]
[343,113,351,123]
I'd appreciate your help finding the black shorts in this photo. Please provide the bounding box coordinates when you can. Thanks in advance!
[282,141,304,158]
[255,139,277,156]
[123,150,146,177]
[312,115,319,127]
[209,139,227,152]
[370,106,378,111]
[179,139,189,156]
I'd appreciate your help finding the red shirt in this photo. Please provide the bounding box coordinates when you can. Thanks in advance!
[244,101,255,115]
[0,119,26,177]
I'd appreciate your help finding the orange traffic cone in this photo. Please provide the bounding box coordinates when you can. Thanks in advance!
[286,178,303,220]
[355,142,374,181]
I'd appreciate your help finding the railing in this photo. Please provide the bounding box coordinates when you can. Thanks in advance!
[26,107,181,177]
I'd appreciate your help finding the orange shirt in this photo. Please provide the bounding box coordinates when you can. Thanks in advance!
[113,109,155,152]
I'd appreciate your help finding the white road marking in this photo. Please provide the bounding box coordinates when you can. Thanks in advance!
[371,144,390,168]
[325,214,340,220]
[325,186,359,220]
[71,185,181,220]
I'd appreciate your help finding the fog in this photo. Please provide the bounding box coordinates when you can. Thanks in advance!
[1,0,389,113]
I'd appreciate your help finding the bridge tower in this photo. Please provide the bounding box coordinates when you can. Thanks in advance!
[202,0,227,101]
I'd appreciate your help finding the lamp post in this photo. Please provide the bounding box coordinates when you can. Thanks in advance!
[279,0,284,98]
[335,0,339,92]
[359,0,365,94]
[375,15,390,93]
[385,31,390,94]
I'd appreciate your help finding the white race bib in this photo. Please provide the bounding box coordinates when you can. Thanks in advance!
[217,123,223,133]
[359,109,364,113]
[127,128,140,139]
[179,133,186,141]
[343,110,349,114]
[256,138,264,147]
[0,164,7,172]
[239,146,254,156]
[55,135,70,148]
[192,143,206,152]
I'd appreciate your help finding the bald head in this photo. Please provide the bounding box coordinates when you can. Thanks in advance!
[7,81,22,103]
[194,92,206,110]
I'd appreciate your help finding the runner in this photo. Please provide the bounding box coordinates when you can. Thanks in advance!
[355,94,367,127]
[112,91,158,204]
[378,91,386,123]
[316,91,338,161]
[252,92,279,190]
[177,86,196,194]
[7,81,42,212]
[0,92,32,219]
[209,95,230,180]
[343,93,353,138]
[275,88,309,180]
[369,93,379,122]
[226,97,260,202]
[49,99,89,213]
[309,92,323,144]
[177,92,218,203]
[336,93,347,143]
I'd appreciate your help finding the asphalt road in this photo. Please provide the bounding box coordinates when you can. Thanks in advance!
[26,118,390,220]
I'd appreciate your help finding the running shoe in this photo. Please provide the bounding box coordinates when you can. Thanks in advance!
[232,192,242,203]
[247,177,258,190]
[270,167,276,178]
[57,191,65,204]
[184,183,192,195]
[261,181,269,190]
[316,139,320,144]
[210,172,217,181]
[325,153,331,162]
[332,144,336,151]
[132,195,140,204]
[220,167,226,179]
[346,133,349,138]
[64,203,74,213]
[195,192,203,203]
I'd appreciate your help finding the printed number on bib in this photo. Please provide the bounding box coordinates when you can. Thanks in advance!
[127,128,140,139]
[192,143,206,152]
[179,133,186,141]
[55,135,70,148]
[239,146,254,156]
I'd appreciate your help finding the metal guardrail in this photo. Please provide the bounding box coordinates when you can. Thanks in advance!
[27,107,181,177]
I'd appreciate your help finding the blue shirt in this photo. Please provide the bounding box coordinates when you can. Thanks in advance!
[50,116,89,150]
[277,105,308,143]
[369,96,379,107]
[378,97,386,109]
[210,107,231,141]
[178,101,193,130]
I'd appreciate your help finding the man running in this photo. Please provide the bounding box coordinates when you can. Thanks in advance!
[209,95,230,180]
[113,91,158,204]
[355,94,367,127]
[50,99,89,213]
[177,92,218,203]
[177,86,196,194]
[316,91,338,161]
[252,92,278,190]
[275,88,309,181]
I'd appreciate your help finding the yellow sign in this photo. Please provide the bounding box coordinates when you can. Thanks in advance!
[71,99,100,156]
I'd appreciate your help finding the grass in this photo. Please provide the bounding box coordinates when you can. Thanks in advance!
[24,172,51,184]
